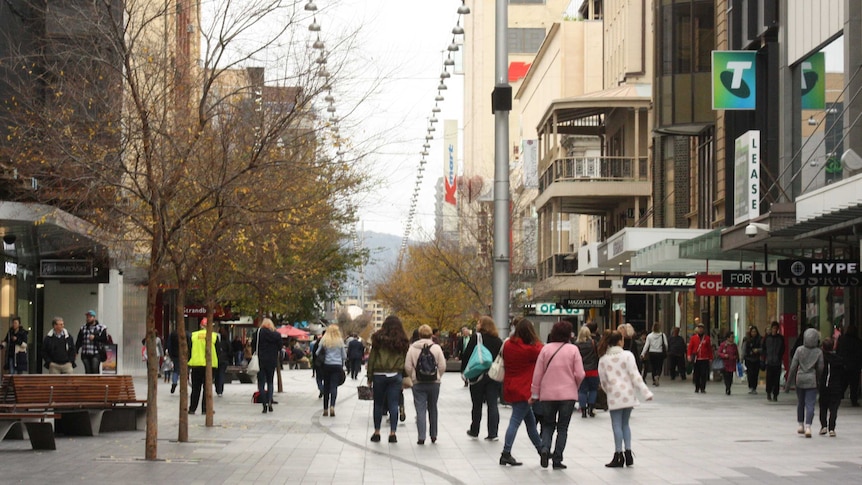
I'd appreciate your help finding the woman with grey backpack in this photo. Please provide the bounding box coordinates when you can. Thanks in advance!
[404,325,446,445]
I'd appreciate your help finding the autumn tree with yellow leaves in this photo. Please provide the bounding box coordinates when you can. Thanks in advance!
[1,0,367,460]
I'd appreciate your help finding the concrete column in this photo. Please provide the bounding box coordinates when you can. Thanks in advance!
[845,0,862,176]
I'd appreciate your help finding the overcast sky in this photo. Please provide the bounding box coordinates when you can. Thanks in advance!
[322,0,464,240]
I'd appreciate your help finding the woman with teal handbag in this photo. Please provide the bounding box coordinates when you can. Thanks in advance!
[461,316,503,440]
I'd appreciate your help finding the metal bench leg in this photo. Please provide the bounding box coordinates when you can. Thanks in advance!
[55,410,100,436]
[0,420,25,441]
[24,422,56,450]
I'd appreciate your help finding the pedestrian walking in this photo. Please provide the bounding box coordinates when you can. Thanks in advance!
[574,325,599,418]
[836,322,862,407]
[2,316,28,374]
[188,319,219,415]
[315,324,347,417]
[529,320,585,470]
[742,325,763,394]
[786,328,824,438]
[76,310,108,374]
[599,330,654,468]
[717,332,739,395]
[404,325,446,445]
[42,317,76,374]
[763,321,786,401]
[687,321,713,393]
[462,316,504,441]
[818,337,844,437]
[498,318,543,466]
[367,315,410,443]
[252,319,283,413]
[667,327,687,381]
[640,323,668,387]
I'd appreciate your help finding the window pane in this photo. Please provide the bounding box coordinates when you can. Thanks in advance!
[674,4,692,74]
[507,28,545,54]
[693,1,714,72]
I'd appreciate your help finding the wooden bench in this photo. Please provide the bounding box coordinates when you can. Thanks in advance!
[225,365,254,384]
[0,412,61,450]
[0,375,146,436]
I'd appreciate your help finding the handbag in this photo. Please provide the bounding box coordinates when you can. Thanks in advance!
[463,333,493,380]
[247,330,261,375]
[712,357,724,371]
[357,377,373,401]
[488,340,506,382]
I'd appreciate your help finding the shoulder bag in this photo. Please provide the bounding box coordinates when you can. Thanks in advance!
[463,333,493,380]
[488,338,507,382]
[247,329,261,375]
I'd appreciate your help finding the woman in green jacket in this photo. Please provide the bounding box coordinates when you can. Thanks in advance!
[367,315,410,443]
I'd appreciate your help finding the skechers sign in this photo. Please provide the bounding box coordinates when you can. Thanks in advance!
[712,51,756,110]
[623,276,695,291]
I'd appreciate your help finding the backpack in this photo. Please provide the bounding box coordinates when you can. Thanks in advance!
[416,344,438,382]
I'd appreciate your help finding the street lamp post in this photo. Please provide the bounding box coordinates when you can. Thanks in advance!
[492,0,511,337]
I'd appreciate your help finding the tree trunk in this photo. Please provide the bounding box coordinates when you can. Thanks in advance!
[205,305,214,427]
[176,286,190,442]
[144,243,161,460]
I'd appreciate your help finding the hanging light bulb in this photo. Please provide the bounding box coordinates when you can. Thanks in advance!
[440,70,450,79]
[324,94,334,103]
[447,41,459,52]
[444,57,455,67]
[452,23,465,35]
[457,1,471,15]
[309,19,321,32]
[435,94,444,102]
[316,54,327,64]
[317,68,330,78]
[327,105,336,113]
[432,106,441,113]
[313,38,325,50]
[423,143,430,149]
[437,81,447,90]
[429,116,438,123]
[426,135,433,141]
[305,1,317,12]
[330,116,338,123]
[427,125,435,132]
[421,150,429,156]
[330,125,339,133]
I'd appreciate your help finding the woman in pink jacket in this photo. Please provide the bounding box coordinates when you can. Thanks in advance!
[598,330,654,468]
[529,320,585,470]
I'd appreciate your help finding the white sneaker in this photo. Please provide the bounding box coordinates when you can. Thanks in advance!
[819,427,828,435]
[797,425,805,434]
[804,427,812,438]
[829,430,836,437]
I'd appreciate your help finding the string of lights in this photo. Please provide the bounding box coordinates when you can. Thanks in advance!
[396,0,470,266]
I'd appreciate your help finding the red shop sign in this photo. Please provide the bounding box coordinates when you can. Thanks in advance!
[696,274,766,297]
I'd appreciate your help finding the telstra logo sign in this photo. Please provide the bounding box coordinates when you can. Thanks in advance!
[712,51,757,110]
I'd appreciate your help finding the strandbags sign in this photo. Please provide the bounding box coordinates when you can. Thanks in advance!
[712,50,756,110]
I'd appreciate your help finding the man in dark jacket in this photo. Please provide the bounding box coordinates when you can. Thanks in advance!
[667,327,687,381]
[43,317,76,374]
[167,329,182,393]
[346,335,364,380]
[762,321,785,402]
[836,323,862,407]
[819,338,844,436]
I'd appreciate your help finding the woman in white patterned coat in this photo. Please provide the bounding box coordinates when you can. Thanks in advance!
[598,330,654,468]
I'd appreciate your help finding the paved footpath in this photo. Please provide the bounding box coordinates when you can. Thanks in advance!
[3,370,862,484]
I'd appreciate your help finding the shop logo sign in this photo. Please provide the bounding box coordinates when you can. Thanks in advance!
[712,51,757,110]
[801,52,825,110]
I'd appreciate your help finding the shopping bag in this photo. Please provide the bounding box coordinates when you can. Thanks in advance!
[463,333,492,380]
[357,377,373,401]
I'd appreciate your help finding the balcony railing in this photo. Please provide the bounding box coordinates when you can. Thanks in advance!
[538,156,648,193]
[538,254,578,280]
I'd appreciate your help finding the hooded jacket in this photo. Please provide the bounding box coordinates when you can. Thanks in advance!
[786,328,824,390]
[43,328,76,366]
[762,331,785,366]
[404,338,447,384]
[502,337,543,403]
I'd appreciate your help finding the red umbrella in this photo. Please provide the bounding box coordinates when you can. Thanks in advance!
[276,325,310,339]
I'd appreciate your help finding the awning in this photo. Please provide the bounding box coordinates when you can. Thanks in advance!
[632,236,754,273]
[277,325,310,340]
[678,228,760,263]
[538,83,652,132]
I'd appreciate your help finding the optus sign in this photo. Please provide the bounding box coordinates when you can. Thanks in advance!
[531,303,582,316]
[712,51,757,110]
[696,274,766,296]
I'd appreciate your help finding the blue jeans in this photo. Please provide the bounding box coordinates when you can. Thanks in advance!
[257,365,276,405]
[322,364,342,409]
[503,401,541,454]
[235,351,244,366]
[578,376,600,407]
[610,407,634,451]
[797,388,817,426]
[540,400,575,461]
[372,374,402,433]
[412,382,440,441]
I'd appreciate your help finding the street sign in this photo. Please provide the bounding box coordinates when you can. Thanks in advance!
[777,259,859,279]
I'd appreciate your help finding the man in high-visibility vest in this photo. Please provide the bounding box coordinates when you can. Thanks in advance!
[188,318,218,414]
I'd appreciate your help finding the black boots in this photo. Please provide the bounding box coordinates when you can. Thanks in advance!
[581,407,588,418]
[262,403,268,414]
[605,452,625,468]
[499,452,522,466]
[588,405,596,418]
[624,449,634,466]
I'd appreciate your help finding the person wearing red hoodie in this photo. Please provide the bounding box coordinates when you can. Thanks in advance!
[529,320,585,470]
[498,318,544,467]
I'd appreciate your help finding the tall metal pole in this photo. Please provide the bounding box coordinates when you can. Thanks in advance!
[492,0,511,337]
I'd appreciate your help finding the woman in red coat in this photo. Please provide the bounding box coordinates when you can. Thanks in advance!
[499,318,543,466]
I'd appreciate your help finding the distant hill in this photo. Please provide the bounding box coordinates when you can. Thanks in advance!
[342,231,408,297]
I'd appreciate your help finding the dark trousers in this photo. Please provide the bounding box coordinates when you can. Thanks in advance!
[765,364,781,398]
[819,391,841,430]
[693,360,709,391]
[321,364,342,409]
[745,360,761,390]
[844,368,861,405]
[647,353,665,381]
[348,358,362,379]
[189,367,207,413]
[669,355,686,380]
[722,370,734,392]
[468,376,500,438]
[82,354,100,374]
[215,362,227,395]
[257,364,276,405]
[372,374,402,433]
[539,400,575,462]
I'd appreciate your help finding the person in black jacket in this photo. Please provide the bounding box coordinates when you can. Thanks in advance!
[461,315,503,440]
[762,321,785,402]
[819,338,844,436]
[215,326,231,397]
[252,318,284,413]
[742,326,763,394]
[2,316,28,374]
[346,335,364,380]
[76,310,108,374]
[837,322,862,407]
[43,317,76,374]
[667,327,687,381]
